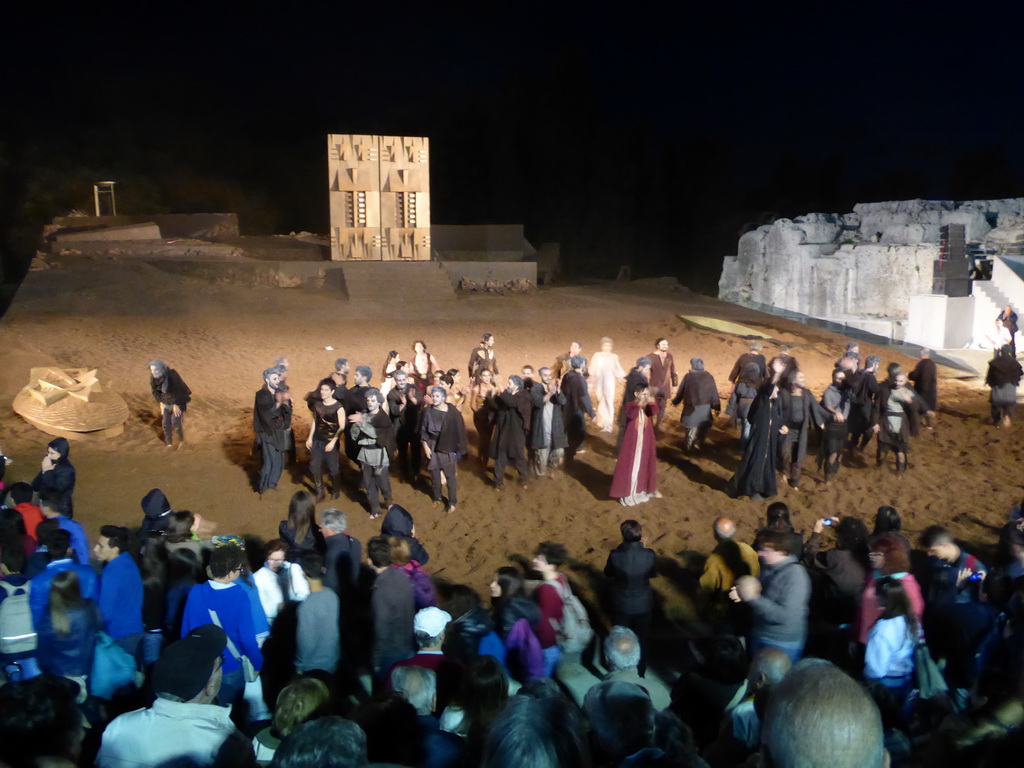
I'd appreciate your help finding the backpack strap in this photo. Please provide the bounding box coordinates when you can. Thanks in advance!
[207,608,242,662]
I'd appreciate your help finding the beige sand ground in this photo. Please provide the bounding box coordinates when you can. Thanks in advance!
[1,259,1018,626]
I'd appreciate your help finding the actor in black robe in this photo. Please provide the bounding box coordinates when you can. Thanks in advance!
[529,368,568,476]
[490,376,531,489]
[777,371,827,489]
[387,373,422,483]
[342,367,371,462]
[419,386,469,513]
[847,356,880,451]
[817,370,851,483]
[726,364,785,500]
[908,349,938,420]
[672,358,721,451]
[253,368,292,495]
[986,345,1023,427]
[561,357,594,462]
[872,371,928,475]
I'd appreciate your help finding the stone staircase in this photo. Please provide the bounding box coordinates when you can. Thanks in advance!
[337,261,457,303]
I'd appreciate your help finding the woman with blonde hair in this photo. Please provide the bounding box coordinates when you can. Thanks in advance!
[252,677,331,763]
[589,337,626,433]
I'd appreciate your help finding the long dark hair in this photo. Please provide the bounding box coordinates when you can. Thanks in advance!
[49,570,85,637]
[764,502,794,533]
[873,506,902,536]
[875,576,917,639]
[491,565,525,618]
[287,490,316,544]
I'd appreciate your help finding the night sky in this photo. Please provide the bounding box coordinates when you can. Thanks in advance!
[4,4,1023,291]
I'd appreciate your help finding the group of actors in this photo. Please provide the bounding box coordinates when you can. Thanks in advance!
[147,329,1024,514]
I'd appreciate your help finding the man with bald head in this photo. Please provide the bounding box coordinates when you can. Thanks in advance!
[703,647,792,765]
[699,517,760,625]
[761,659,887,768]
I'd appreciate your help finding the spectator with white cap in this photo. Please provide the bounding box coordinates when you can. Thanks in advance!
[388,606,465,714]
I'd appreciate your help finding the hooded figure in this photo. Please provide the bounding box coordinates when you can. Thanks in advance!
[140,488,172,539]
[32,437,75,518]
[381,504,430,565]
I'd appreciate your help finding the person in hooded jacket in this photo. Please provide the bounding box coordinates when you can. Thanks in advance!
[381,504,429,565]
[32,438,75,519]
[139,488,173,540]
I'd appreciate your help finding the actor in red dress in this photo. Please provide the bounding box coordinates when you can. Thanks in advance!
[610,383,661,506]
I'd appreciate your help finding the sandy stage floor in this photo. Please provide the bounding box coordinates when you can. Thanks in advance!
[1,259,1018,626]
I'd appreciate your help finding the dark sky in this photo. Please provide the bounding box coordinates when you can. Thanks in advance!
[4,4,1023,289]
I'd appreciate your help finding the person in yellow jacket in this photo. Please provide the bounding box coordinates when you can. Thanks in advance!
[699,517,760,624]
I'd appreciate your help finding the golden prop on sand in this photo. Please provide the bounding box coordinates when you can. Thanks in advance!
[677,315,774,339]
[13,367,129,440]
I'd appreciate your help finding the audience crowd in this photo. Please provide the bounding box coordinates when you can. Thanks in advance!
[0,338,1023,767]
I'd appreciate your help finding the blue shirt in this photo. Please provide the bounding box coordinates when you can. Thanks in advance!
[181,581,263,674]
[98,553,144,639]
[57,517,90,567]
[29,559,99,623]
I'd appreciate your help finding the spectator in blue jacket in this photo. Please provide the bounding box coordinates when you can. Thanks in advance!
[38,492,89,567]
[180,544,263,707]
[29,529,97,624]
[95,525,144,659]
[36,569,99,680]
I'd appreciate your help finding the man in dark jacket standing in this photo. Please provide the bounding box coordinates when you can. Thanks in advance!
[604,519,657,675]
[253,367,292,498]
[490,376,531,490]
[907,348,938,428]
[561,356,594,463]
[530,367,568,477]
[149,359,192,447]
[368,536,415,687]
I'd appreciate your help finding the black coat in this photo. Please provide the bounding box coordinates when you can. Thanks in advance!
[986,355,1023,388]
[777,387,827,463]
[529,384,568,450]
[253,385,292,450]
[278,520,325,561]
[324,531,362,594]
[604,541,658,614]
[32,437,76,518]
[490,390,530,459]
[872,382,928,446]
[353,408,397,457]
[419,404,468,456]
[727,381,783,498]
[151,369,192,408]
[908,358,938,411]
